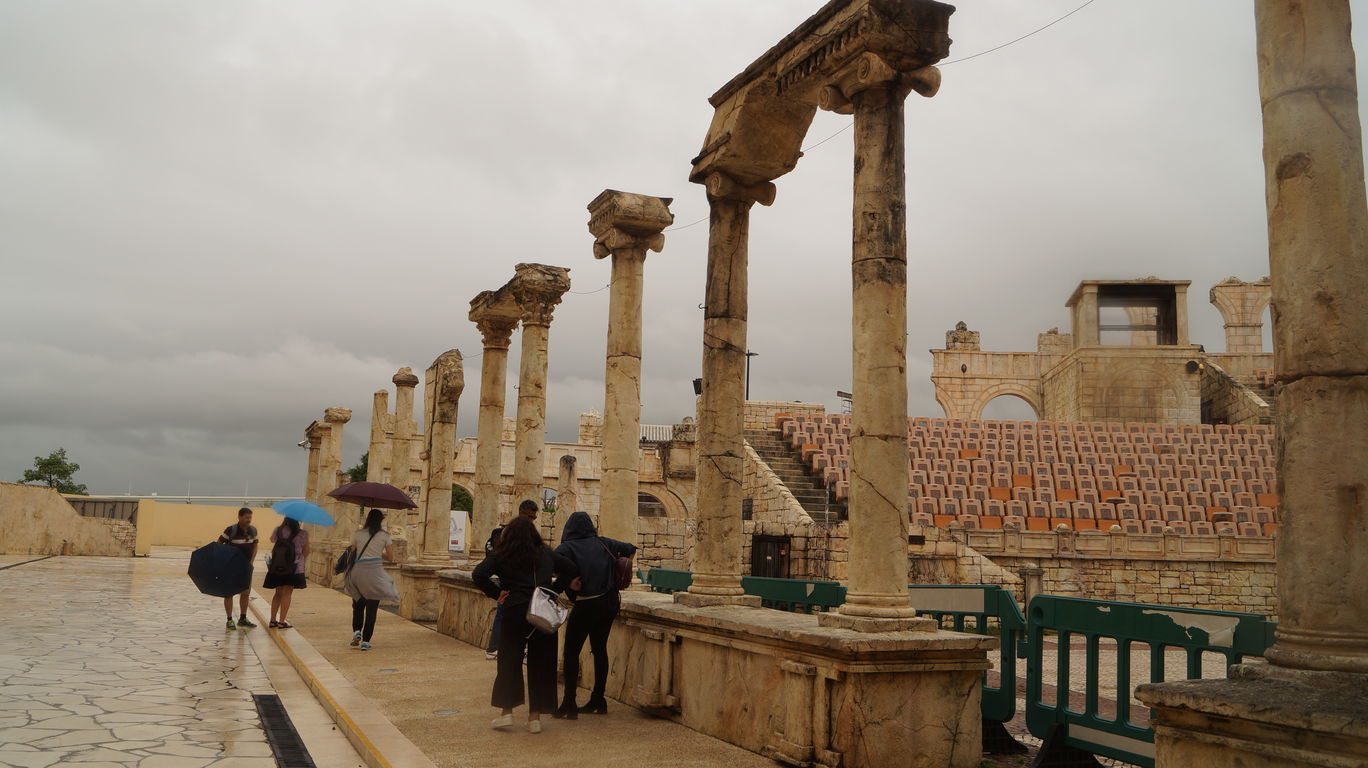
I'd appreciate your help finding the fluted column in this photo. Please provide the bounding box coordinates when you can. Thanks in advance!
[1255,0,1368,674]
[510,265,571,510]
[469,314,517,561]
[419,351,464,564]
[587,190,674,546]
[819,54,940,631]
[679,172,771,608]
[389,368,419,509]
[366,389,389,483]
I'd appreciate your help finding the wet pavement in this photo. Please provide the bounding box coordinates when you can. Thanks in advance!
[0,551,355,768]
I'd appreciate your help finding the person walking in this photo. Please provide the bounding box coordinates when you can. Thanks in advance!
[553,510,636,718]
[472,515,579,734]
[264,517,309,628]
[482,499,540,661]
[217,507,259,630]
[343,509,398,651]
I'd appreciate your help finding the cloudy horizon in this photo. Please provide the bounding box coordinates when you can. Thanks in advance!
[3,1,1361,497]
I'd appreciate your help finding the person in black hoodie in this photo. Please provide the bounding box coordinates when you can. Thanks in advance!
[552,510,637,718]
[472,515,579,733]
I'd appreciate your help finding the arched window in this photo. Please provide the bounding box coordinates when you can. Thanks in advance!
[637,493,667,517]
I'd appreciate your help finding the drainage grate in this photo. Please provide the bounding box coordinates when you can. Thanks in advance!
[253,694,317,767]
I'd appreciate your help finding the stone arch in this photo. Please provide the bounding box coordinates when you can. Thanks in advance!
[640,483,688,519]
[451,482,475,512]
[1097,362,1193,422]
[970,383,1043,421]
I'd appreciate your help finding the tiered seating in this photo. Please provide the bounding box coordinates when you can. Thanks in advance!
[774,414,1279,536]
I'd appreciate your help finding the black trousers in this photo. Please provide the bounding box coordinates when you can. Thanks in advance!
[561,593,619,703]
[352,598,379,641]
[492,605,558,712]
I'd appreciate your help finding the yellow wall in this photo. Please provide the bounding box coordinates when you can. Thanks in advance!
[133,501,288,555]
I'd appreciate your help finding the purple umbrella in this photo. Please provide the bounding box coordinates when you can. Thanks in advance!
[327,481,417,510]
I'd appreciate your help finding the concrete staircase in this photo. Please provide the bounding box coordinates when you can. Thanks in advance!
[744,428,845,523]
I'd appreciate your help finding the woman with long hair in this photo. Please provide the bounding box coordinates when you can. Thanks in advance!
[264,517,309,628]
[342,509,398,650]
[472,513,580,733]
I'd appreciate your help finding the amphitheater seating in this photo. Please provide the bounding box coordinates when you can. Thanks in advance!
[774,413,1279,536]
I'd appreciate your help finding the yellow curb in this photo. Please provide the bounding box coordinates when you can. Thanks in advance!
[249,596,437,768]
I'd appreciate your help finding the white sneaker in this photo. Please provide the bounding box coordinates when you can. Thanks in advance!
[491,714,513,729]
[350,631,362,647]
[527,719,542,734]
[485,650,497,660]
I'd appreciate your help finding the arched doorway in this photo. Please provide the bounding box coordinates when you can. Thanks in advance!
[979,393,1040,421]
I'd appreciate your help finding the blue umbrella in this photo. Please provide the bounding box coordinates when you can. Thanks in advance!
[273,499,335,527]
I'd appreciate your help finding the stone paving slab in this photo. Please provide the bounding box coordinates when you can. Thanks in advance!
[0,551,360,768]
[266,580,776,768]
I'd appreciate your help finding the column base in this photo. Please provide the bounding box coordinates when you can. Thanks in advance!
[674,591,762,608]
[397,563,444,622]
[817,612,936,633]
[1136,660,1368,768]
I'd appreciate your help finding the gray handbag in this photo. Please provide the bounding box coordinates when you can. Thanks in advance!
[525,553,567,634]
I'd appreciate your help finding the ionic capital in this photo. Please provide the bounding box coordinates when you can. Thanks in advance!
[475,316,518,349]
[392,367,420,388]
[819,53,941,113]
[323,407,352,425]
[705,171,776,207]
[591,228,663,260]
[588,189,674,260]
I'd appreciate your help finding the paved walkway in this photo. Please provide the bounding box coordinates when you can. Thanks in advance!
[0,551,361,768]
[269,579,775,768]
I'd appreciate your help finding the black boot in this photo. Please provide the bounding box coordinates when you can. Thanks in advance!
[553,700,578,720]
[579,697,607,715]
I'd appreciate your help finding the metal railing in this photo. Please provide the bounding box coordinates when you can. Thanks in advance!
[1024,595,1277,767]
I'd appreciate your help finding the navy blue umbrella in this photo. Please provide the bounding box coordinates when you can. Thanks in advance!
[188,542,252,598]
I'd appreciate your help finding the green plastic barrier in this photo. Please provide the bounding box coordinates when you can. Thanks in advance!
[1025,595,1277,767]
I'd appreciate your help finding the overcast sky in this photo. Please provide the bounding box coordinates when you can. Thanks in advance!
[3,1,1364,497]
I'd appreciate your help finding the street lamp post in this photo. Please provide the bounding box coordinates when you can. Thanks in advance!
[745,351,759,401]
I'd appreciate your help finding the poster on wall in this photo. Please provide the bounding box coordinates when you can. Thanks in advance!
[449,511,467,551]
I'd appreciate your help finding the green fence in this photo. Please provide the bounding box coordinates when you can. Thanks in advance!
[1024,595,1277,767]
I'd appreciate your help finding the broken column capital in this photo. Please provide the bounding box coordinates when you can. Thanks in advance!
[391,367,420,389]
[323,407,352,424]
[511,264,571,327]
[705,171,776,207]
[588,189,674,259]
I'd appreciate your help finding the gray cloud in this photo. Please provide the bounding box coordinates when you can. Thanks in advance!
[2,1,1361,495]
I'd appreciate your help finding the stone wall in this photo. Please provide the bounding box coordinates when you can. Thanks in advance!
[960,527,1278,617]
[1201,359,1271,426]
[0,482,134,556]
[1043,347,1204,424]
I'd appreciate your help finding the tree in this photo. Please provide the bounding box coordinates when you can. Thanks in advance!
[345,452,368,483]
[21,448,88,495]
[451,485,473,512]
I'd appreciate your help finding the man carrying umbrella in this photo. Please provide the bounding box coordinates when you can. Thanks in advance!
[217,508,259,629]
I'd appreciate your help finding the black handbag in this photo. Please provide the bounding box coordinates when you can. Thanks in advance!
[336,531,378,575]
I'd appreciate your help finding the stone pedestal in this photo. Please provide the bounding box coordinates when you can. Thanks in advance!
[1138,662,1368,767]
[397,563,445,622]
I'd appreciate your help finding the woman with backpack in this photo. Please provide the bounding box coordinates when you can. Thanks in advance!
[264,517,310,628]
[552,510,636,718]
[472,515,580,733]
[343,509,399,651]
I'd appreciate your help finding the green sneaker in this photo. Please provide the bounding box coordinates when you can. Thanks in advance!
[226,618,236,630]
[237,615,257,628]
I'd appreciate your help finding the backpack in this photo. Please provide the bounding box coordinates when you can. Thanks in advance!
[600,538,634,591]
[269,530,296,577]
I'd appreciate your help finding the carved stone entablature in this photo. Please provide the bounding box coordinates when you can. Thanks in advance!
[511,263,572,326]
[588,189,675,259]
[945,321,980,351]
[323,407,352,424]
[391,367,419,389]
[689,0,953,188]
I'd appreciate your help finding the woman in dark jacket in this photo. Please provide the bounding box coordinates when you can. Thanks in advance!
[552,510,637,718]
[472,515,580,733]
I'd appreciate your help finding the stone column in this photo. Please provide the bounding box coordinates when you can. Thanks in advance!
[1138,5,1368,765]
[366,389,390,483]
[469,313,518,561]
[1210,276,1273,354]
[303,434,322,503]
[319,407,352,544]
[419,351,464,563]
[389,368,419,509]
[679,172,771,608]
[556,455,578,518]
[587,190,674,546]
[510,264,571,510]
[819,54,938,631]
